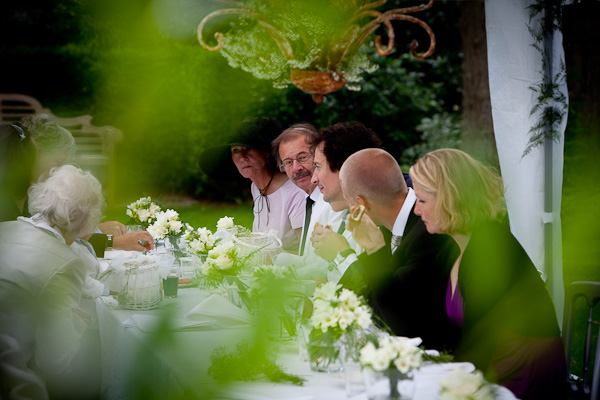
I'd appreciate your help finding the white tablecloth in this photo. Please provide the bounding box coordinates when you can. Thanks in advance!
[95,252,519,400]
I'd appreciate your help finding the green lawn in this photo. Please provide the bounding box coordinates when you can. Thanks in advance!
[103,200,254,232]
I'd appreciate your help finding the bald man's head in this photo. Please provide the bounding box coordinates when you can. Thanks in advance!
[340,148,407,208]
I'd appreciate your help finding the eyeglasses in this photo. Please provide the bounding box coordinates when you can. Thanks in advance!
[280,152,313,170]
[10,124,26,141]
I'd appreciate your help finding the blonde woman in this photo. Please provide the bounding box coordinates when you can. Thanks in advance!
[409,149,566,400]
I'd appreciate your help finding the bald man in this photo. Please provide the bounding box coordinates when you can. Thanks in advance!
[340,148,459,351]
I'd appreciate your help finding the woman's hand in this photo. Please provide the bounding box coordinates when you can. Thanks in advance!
[345,206,385,254]
[113,231,154,251]
[98,221,128,237]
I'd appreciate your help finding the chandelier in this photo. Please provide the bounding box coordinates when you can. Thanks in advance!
[197,0,436,103]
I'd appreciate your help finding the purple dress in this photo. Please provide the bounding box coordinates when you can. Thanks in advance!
[448,221,567,400]
[446,278,565,399]
[446,279,464,328]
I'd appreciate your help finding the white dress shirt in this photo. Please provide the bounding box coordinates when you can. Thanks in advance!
[391,188,417,253]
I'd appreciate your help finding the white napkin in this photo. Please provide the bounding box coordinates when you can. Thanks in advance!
[184,294,252,327]
[121,314,215,332]
[414,362,476,400]
[215,382,313,400]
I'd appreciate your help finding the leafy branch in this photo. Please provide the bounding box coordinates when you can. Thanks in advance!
[524,0,567,156]
[208,340,305,385]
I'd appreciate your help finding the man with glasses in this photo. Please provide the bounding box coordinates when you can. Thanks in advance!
[272,123,345,262]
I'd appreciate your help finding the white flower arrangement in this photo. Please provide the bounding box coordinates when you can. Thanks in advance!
[359,335,423,375]
[215,216,252,238]
[182,224,219,255]
[305,282,374,370]
[216,216,235,231]
[438,368,495,400]
[146,209,183,240]
[126,196,162,227]
[201,241,245,287]
[310,282,372,335]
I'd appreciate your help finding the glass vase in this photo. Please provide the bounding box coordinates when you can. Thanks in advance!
[166,235,185,258]
[363,368,415,400]
[307,330,344,373]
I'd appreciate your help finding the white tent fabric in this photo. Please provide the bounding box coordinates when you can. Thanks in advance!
[484,0,567,321]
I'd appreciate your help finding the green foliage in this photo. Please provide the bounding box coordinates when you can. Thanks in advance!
[403,111,462,164]
[2,0,462,197]
[524,0,568,156]
[208,340,305,385]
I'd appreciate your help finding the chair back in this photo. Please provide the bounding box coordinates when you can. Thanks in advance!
[562,281,600,399]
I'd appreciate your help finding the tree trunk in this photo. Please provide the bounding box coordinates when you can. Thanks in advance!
[459,0,497,167]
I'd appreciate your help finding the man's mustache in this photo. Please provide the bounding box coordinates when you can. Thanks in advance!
[293,170,312,180]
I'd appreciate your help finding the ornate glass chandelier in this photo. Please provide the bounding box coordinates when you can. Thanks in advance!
[197,0,436,103]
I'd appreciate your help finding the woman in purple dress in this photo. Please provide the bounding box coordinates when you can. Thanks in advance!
[409,149,566,400]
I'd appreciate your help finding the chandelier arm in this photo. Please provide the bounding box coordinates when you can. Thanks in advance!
[374,16,395,56]
[387,0,435,15]
[346,11,389,59]
[386,13,436,59]
[197,8,294,60]
[354,0,434,23]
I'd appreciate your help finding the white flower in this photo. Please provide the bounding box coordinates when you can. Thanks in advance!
[359,342,377,365]
[371,349,391,372]
[137,208,150,222]
[313,282,341,301]
[213,254,234,270]
[439,369,493,400]
[337,309,355,330]
[353,306,372,329]
[338,288,359,308]
[147,222,168,239]
[217,216,234,230]
[169,219,183,234]
[360,335,423,375]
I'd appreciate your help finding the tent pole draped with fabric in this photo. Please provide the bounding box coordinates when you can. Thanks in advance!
[485,0,567,323]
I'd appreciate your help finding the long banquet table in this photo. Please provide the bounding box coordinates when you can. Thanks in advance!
[95,252,519,400]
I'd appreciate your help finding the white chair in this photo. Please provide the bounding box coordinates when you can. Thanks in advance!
[0,93,121,187]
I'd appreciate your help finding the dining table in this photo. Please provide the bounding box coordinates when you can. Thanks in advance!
[93,249,519,400]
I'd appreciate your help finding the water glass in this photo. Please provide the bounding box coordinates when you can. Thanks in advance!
[343,360,366,398]
[178,257,196,279]
[163,275,179,298]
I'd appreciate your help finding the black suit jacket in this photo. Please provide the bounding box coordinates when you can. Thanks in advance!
[340,207,460,351]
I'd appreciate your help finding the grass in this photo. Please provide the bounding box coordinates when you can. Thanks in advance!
[102,198,254,232]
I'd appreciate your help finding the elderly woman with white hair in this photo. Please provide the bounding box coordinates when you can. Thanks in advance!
[0,164,105,398]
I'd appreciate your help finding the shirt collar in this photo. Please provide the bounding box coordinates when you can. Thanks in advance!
[17,213,66,244]
[391,188,416,237]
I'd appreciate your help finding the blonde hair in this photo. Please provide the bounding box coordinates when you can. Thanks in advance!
[409,149,504,235]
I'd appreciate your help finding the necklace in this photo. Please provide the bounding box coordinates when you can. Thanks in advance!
[257,171,275,196]
[254,171,275,227]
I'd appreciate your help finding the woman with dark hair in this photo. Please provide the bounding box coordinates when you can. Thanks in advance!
[0,123,37,222]
[410,148,566,400]
[200,117,306,252]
